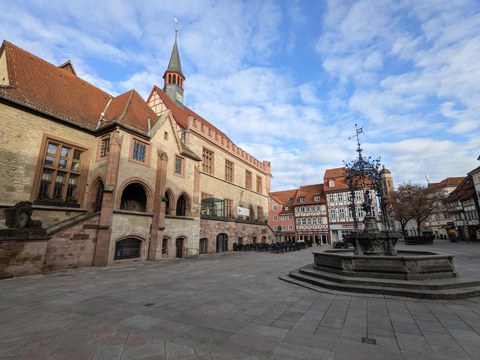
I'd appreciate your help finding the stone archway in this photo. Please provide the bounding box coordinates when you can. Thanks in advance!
[175,237,185,258]
[120,183,147,212]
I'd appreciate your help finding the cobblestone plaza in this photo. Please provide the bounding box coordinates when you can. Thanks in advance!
[1,241,480,359]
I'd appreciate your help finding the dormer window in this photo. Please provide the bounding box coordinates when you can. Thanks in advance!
[329,179,334,187]
[314,195,320,202]
[285,206,289,210]
[299,197,305,203]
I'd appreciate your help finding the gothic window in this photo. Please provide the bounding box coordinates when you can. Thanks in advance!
[176,194,188,216]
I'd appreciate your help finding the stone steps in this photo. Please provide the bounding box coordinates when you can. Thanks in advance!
[281,265,480,299]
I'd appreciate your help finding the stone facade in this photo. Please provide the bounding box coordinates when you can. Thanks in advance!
[0,38,273,276]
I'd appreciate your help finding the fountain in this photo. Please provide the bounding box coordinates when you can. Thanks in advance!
[282,125,480,299]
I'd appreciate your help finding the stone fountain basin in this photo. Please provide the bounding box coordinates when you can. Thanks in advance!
[313,249,457,280]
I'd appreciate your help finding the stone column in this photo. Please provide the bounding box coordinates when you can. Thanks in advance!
[93,130,122,267]
[149,150,168,260]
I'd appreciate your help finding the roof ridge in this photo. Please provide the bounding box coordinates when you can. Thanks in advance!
[3,40,112,98]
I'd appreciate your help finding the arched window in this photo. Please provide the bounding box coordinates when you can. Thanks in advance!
[114,238,142,260]
[176,194,187,216]
[93,180,104,212]
[168,74,172,83]
[165,191,173,215]
[173,74,177,84]
[121,183,147,212]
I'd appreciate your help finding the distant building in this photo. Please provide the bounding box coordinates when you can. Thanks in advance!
[425,177,465,238]
[323,168,379,242]
[292,184,329,245]
[268,190,298,242]
[446,175,480,241]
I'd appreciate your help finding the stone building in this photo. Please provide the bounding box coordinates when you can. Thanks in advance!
[0,37,271,273]
[147,34,272,253]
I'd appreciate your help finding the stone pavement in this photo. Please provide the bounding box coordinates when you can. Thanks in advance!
[1,241,480,360]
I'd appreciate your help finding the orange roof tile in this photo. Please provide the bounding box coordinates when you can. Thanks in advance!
[448,176,475,202]
[429,177,465,189]
[293,183,325,205]
[0,40,157,134]
[270,189,298,206]
[323,167,349,191]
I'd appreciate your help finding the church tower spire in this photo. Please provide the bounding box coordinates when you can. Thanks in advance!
[163,28,185,108]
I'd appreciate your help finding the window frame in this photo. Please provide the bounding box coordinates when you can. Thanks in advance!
[245,170,252,189]
[174,154,185,177]
[202,147,214,175]
[129,136,151,166]
[33,134,89,205]
[225,159,234,183]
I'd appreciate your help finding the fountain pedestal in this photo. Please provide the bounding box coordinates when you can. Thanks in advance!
[346,215,402,256]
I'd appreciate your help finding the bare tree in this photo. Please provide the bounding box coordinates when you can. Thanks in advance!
[390,185,414,236]
[390,183,446,236]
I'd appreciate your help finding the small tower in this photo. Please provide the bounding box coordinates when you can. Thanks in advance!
[163,29,185,108]
[379,166,394,201]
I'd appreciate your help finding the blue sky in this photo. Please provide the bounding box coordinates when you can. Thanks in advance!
[1,0,479,191]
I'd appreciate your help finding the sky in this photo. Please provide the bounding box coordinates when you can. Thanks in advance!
[1,0,479,191]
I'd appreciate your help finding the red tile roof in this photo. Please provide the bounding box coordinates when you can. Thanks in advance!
[270,189,298,206]
[293,183,325,205]
[0,40,157,134]
[323,167,349,191]
[448,176,475,202]
[428,177,465,189]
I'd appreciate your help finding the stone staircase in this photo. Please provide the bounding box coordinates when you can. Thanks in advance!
[280,264,480,299]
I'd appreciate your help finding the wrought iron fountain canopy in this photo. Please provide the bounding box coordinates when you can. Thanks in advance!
[343,124,389,230]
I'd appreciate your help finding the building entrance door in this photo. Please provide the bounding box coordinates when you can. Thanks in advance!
[216,233,228,252]
[175,238,184,258]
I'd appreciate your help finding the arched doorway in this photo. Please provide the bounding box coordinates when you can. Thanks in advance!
[93,180,104,212]
[121,183,147,212]
[176,194,188,216]
[162,238,169,257]
[175,238,184,258]
[216,233,228,253]
[199,238,208,254]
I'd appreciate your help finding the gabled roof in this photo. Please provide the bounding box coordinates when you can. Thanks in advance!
[149,85,230,141]
[448,176,475,202]
[323,167,349,191]
[429,177,465,189]
[0,40,157,135]
[270,189,298,208]
[293,183,325,205]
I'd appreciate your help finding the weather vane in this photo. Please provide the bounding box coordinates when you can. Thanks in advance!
[174,18,179,39]
[348,123,364,158]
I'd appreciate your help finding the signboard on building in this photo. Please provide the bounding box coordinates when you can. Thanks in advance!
[237,207,250,216]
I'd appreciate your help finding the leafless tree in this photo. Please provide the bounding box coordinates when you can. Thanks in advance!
[390,183,446,236]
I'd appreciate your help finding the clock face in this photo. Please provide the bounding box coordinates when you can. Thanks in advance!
[176,92,183,102]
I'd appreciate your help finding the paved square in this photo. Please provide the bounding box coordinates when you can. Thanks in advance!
[1,241,480,359]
